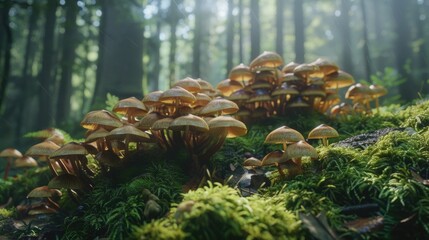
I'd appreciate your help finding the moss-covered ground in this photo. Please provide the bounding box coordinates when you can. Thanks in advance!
[1,100,429,239]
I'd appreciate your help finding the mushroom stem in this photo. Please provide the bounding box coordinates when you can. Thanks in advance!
[276,163,286,178]
[322,137,328,147]
[375,98,380,113]
[48,160,59,177]
[2,158,11,180]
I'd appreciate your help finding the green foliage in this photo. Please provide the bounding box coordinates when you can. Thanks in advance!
[105,93,119,111]
[398,99,429,131]
[133,182,300,240]
[366,67,406,104]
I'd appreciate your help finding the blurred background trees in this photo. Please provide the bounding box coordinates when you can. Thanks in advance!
[0,0,428,148]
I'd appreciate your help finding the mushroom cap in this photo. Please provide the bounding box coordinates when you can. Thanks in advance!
[308,124,339,139]
[0,148,23,158]
[25,141,61,157]
[265,126,304,144]
[287,96,310,108]
[293,63,320,79]
[113,97,148,117]
[172,77,202,93]
[324,70,355,89]
[107,125,151,142]
[282,61,300,74]
[250,51,284,71]
[345,83,371,100]
[169,114,209,133]
[45,134,65,145]
[243,157,262,167]
[48,173,86,190]
[248,89,272,103]
[85,128,110,143]
[50,142,88,159]
[216,79,243,97]
[142,90,164,107]
[229,63,253,82]
[261,150,287,166]
[227,89,251,102]
[159,86,196,105]
[369,84,388,98]
[15,156,38,168]
[199,98,239,116]
[25,128,64,139]
[282,73,303,85]
[196,78,216,93]
[286,140,318,160]
[28,204,58,215]
[207,116,247,138]
[27,186,62,198]
[250,80,272,90]
[271,83,299,97]
[81,110,123,130]
[151,117,175,131]
[193,93,212,107]
[311,58,339,76]
[301,85,326,97]
[135,112,162,131]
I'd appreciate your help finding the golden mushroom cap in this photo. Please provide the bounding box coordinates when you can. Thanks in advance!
[159,86,196,105]
[282,61,300,74]
[261,150,287,166]
[142,90,164,107]
[193,93,212,107]
[216,79,243,97]
[265,126,304,144]
[243,157,262,167]
[81,110,123,131]
[287,96,310,108]
[324,70,355,89]
[172,77,202,93]
[169,114,209,133]
[208,116,247,138]
[248,89,272,103]
[286,140,318,160]
[15,156,38,168]
[50,142,88,159]
[0,148,23,158]
[345,83,371,100]
[27,186,62,198]
[113,97,148,117]
[250,51,284,71]
[308,124,339,139]
[229,63,253,82]
[271,83,299,97]
[25,141,61,157]
[369,84,388,98]
[107,125,151,142]
[301,85,327,97]
[227,89,251,102]
[311,58,339,76]
[199,98,239,116]
[196,78,216,93]
[293,63,320,80]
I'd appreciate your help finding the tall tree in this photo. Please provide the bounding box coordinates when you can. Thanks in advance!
[250,0,260,60]
[168,0,181,86]
[150,0,162,92]
[293,0,305,63]
[415,0,429,94]
[226,0,234,77]
[37,0,58,128]
[192,0,203,77]
[372,0,384,72]
[0,1,12,112]
[93,0,144,103]
[392,0,415,101]
[238,0,244,63]
[56,0,79,124]
[275,0,284,58]
[339,0,353,73]
[360,0,371,81]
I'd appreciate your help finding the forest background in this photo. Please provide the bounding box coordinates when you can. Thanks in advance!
[0,0,428,150]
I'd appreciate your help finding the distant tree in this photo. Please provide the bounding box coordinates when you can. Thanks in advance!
[360,0,371,81]
[294,0,305,63]
[0,1,12,113]
[168,0,181,86]
[37,0,58,128]
[56,0,79,124]
[415,0,429,94]
[276,0,284,58]
[238,0,244,63]
[250,0,260,60]
[226,0,234,77]
[339,0,353,73]
[150,0,162,92]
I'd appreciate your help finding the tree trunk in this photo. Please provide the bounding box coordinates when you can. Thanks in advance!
[276,0,284,58]
[294,0,305,63]
[339,0,353,73]
[37,0,58,128]
[392,0,415,101]
[168,0,181,86]
[226,0,234,77]
[250,0,260,60]
[92,0,106,107]
[0,2,12,113]
[372,0,384,72]
[416,0,429,94]
[238,0,244,63]
[149,0,162,92]
[360,0,371,81]
[16,2,40,144]
[56,0,79,125]
[192,0,203,77]
[93,1,144,104]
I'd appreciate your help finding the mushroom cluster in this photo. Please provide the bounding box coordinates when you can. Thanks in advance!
[219,51,387,121]
[243,124,338,178]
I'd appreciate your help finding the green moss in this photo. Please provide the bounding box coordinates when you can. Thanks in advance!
[399,99,429,131]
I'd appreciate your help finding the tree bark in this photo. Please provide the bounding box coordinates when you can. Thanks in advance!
[238,0,244,63]
[294,0,305,63]
[415,0,429,94]
[149,0,162,92]
[37,0,58,128]
[192,0,203,77]
[226,0,234,77]
[360,0,371,81]
[168,0,181,86]
[276,0,284,58]
[0,1,12,113]
[250,0,260,60]
[339,0,353,73]
[56,0,79,124]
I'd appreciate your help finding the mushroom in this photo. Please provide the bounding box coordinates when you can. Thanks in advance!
[229,63,253,85]
[324,70,355,91]
[281,61,300,74]
[261,150,287,177]
[14,156,38,168]
[308,124,339,146]
[243,157,262,170]
[264,126,304,157]
[369,84,388,113]
[172,77,202,94]
[216,79,244,97]
[159,86,196,117]
[25,140,61,161]
[0,148,23,179]
[106,125,151,155]
[285,140,318,169]
[199,98,239,117]
[113,97,148,123]
[81,110,123,131]
[27,186,62,210]
[249,51,284,72]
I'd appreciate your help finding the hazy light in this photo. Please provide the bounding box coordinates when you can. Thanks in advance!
[95,9,102,17]
[334,10,341,17]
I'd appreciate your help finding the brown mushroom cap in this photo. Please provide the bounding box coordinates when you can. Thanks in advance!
[50,142,88,159]
[293,63,320,80]
[0,148,23,158]
[301,85,327,98]
[196,78,216,94]
[28,204,58,215]
[151,117,175,131]
[81,110,123,130]
[27,186,62,198]
[172,77,202,93]
[216,79,243,97]
[311,58,339,76]
[135,112,162,131]
[199,98,239,116]
[207,116,247,138]
[288,96,310,108]
[281,61,300,74]
[169,114,209,133]
[345,83,371,100]
[271,83,299,97]
[308,124,339,140]
[142,90,164,107]
[369,84,388,98]
[243,157,262,167]
[107,125,151,142]
[159,86,196,105]
[95,150,122,167]
[265,126,304,145]
[193,93,212,107]
[15,156,38,168]
[25,141,61,158]
[286,140,318,160]
[250,51,284,71]
[85,128,109,143]
[229,63,253,82]
[324,70,355,89]
[113,97,148,117]
[227,89,251,102]
[48,173,86,190]
[261,150,287,166]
